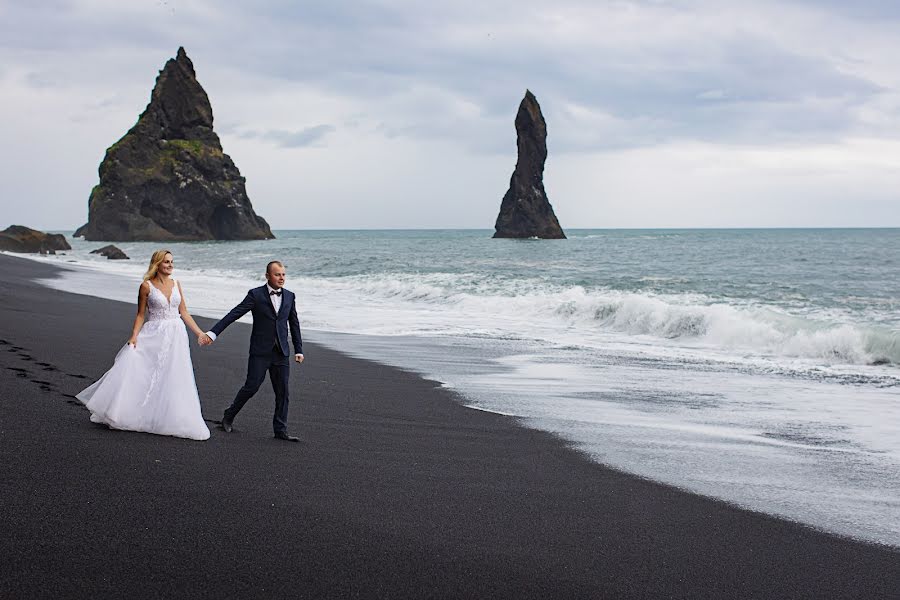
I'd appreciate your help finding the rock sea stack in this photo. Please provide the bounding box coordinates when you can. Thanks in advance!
[75,47,273,241]
[0,225,71,253]
[90,245,129,260]
[493,90,566,239]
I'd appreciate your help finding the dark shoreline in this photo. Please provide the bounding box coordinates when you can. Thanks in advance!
[0,253,897,599]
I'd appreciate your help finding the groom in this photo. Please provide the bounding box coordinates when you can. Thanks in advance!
[202,261,304,442]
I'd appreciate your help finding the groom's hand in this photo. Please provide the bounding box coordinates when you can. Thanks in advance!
[198,333,213,346]
[295,353,304,364]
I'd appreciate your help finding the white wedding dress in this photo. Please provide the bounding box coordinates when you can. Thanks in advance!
[77,279,211,440]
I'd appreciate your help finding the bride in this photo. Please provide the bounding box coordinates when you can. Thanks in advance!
[77,250,211,440]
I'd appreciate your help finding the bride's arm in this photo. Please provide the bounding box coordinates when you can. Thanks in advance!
[128,282,150,346]
[176,281,206,337]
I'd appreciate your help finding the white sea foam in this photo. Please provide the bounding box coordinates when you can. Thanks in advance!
[314,330,900,547]
[23,250,899,370]
[279,271,899,369]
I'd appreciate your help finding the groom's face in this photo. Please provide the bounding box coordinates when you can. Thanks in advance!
[266,264,286,289]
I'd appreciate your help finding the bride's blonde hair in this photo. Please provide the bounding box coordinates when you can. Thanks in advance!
[143,249,173,282]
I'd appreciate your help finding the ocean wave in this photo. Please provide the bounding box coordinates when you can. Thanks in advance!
[299,274,900,367]
[30,248,898,368]
[576,293,899,365]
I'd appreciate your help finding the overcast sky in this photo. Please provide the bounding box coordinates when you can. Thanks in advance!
[3,0,900,229]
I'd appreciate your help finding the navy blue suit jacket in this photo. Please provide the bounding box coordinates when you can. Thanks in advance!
[211,285,303,357]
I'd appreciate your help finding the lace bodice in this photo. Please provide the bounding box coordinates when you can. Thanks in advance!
[145,279,182,321]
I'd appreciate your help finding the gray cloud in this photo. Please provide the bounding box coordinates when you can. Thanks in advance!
[786,0,900,19]
[0,0,175,55]
[24,71,59,89]
[237,125,336,148]
[2,0,895,153]
[176,0,889,154]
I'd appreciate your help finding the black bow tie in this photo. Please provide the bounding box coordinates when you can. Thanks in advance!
[269,289,282,296]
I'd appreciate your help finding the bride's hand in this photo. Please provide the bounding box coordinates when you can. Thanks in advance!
[127,337,137,348]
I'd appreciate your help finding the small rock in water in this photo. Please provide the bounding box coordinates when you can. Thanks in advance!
[90,245,129,260]
[0,225,72,253]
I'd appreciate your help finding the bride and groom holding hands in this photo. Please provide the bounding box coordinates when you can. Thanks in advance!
[77,250,305,442]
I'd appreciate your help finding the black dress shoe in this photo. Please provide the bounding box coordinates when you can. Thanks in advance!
[222,415,233,433]
[274,431,299,442]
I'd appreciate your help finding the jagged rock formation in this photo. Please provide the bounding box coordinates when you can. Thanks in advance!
[75,47,273,241]
[90,245,129,260]
[0,225,71,253]
[493,90,566,239]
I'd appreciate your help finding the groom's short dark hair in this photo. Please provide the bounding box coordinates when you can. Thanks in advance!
[266,260,284,274]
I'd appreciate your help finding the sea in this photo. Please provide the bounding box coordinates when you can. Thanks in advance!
[20,228,900,547]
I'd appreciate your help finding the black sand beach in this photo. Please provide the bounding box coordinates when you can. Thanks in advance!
[1,253,897,599]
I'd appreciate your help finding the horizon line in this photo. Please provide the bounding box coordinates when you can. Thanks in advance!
[38,225,900,233]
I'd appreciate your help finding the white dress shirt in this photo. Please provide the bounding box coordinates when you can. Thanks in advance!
[266,284,283,313]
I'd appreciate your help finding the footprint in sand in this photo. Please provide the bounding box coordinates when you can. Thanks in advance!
[61,393,82,403]
[6,367,29,378]
[30,379,55,392]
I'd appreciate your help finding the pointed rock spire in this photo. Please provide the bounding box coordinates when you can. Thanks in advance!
[75,47,273,241]
[493,90,566,239]
[147,46,214,138]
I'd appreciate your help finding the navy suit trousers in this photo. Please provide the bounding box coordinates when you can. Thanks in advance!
[225,347,291,433]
